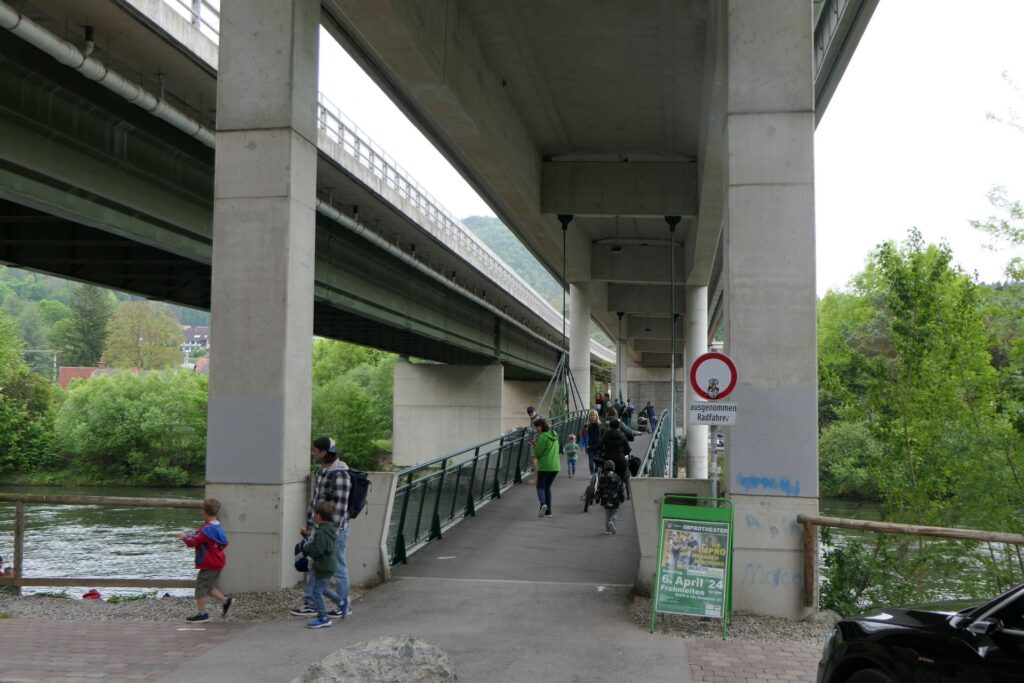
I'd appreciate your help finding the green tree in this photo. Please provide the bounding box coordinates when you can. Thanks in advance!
[49,285,113,366]
[310,338,395,467]
[0,309,56,475]
[54,371,208,485]
[102,301,182,370]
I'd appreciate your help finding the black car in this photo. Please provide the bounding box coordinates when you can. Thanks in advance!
[817,582,1024,682]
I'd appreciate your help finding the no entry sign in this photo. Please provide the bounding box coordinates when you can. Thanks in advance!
[689,352,737,401]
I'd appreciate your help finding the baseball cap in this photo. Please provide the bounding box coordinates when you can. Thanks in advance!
[312,436,336,453]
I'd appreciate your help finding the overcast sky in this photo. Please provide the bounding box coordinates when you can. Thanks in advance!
[318,1,1024,297]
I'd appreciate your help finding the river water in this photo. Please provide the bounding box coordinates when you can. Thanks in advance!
[0,485,204,598]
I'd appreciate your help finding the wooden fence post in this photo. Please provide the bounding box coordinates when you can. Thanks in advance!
[802,520,815,608]
[13,500,25,597]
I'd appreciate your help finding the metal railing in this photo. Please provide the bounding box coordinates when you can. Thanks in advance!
[315,95,570,339]
[637,410,673,478]
[0,493,200,595]
[387,410,589,565]
[166,0,220,43]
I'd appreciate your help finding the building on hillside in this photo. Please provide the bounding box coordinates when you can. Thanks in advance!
[194,356,210,375]
[183,326,210,352]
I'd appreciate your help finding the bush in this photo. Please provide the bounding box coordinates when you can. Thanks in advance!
[819,421,882,499]
[54,371,208,485]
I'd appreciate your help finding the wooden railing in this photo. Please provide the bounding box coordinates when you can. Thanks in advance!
[797,513,1024,608]
[0,493,201,595]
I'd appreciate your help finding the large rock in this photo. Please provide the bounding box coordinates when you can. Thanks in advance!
[292,636,457,683]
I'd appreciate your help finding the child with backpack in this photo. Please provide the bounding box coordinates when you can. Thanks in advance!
[176,497,233,622]
[595,460,626,535]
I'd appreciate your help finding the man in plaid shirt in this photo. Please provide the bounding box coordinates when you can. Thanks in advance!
[290,436,352,618]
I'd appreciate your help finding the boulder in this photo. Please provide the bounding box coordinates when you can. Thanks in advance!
[292,636,457,683]
[803,609,842,625]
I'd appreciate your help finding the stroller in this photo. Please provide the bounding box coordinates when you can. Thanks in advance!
[637,414,650,433]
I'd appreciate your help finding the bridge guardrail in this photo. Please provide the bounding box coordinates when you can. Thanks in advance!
[637,410,673,478]
[154,0,613,363]
[387,410,588,565]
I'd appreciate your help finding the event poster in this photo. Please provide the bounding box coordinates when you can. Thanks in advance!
[654,518,730,618]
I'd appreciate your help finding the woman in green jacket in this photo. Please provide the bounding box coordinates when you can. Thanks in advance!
[532,417,561,518]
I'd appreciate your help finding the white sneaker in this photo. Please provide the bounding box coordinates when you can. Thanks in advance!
[538,504,547,518]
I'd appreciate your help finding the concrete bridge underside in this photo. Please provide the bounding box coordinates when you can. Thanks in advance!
[0,32,560,379]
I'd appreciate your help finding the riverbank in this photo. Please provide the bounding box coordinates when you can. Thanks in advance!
[0,471,205,487]
[0,586,364,622]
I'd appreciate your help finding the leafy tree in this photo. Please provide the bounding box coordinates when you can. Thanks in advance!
[36,300,71,327]
[971,186,1024,281]
[49,285,113,366]
[0,309,56,475]
[310,338,395,468]
[54,371,208,485]
[102,301,182,371]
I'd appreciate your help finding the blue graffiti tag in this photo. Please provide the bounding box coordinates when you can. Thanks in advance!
[736,475,800,497]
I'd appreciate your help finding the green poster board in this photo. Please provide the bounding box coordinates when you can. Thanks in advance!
[650,495,734,638]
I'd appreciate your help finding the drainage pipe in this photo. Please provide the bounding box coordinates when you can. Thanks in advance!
[0,0,561,354]
[0,0,214,146]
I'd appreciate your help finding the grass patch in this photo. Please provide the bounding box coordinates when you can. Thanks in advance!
[107,591,156,604]
[0,612,11,619]
[34,591,71,599]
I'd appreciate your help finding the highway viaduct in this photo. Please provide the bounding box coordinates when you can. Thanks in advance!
[0,0,876,617]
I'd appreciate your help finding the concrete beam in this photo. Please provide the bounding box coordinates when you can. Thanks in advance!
[607,284,688,315]
[639,352,683,368]
[323,0,592,285]
[687,0,727,286]
[591,245,686,285]
[541,161,697,216]
[625,316,685,340]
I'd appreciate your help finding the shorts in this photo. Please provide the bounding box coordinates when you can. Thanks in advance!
[195,569,220,598]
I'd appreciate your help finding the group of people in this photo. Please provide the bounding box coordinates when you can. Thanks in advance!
[525,403,634,535]
[176,435,353,630]
[593,394,658,432]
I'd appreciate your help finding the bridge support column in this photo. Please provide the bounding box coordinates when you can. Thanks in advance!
[724,0,818,617]
[204,0,320,592]
[685,285,709,478]
[569,282,592,409]
[392,360,504,468]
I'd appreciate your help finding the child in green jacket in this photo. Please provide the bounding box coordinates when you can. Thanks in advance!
[301,501,342,629]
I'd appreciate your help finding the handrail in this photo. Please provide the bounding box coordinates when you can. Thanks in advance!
[0,493,201,595]
[387,410,589,564]
[796,514,1024,608]
[637,409,673,478]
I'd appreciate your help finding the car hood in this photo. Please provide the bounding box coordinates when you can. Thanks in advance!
[856,606,960,629]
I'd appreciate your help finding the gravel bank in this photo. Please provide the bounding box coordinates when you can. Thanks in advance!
[0,586,363,622]
[630,595,835,643]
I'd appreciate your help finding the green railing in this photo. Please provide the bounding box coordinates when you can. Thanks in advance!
[387,410,589,564]
[637,409,673,478]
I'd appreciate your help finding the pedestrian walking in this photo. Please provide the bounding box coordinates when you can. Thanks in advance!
[532,417,560,518]
[595,460,627,535]
[564,433,580,478]
[176,498,233,622]
[301,501,343,629]
[580,409,606,474]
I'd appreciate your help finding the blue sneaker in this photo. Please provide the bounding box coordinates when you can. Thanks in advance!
[306,616,332,629]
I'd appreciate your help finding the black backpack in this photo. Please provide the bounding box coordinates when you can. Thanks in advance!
[347,468,371,519]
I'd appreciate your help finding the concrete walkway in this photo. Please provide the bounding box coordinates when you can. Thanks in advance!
[0,446,822,682]
[157,469,693,682]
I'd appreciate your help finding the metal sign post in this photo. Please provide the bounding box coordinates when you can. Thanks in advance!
[650,494,734,639]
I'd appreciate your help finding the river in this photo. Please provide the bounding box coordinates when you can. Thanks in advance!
[0,485,204,599]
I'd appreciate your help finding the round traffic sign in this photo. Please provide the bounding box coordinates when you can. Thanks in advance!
[689,352,737,400]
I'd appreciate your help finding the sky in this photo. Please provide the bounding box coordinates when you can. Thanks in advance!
[317,2,1024,297]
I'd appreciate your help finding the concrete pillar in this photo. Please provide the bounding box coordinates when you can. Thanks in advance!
[685,286,709,478]
[204,0,320,592]
[569,282,591,410]
[502,380,550,432]
[392,360,504,467]
[614,321,626,401]
[724,0,818,618]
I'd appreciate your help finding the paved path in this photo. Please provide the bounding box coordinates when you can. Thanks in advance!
[0,456,823,682]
